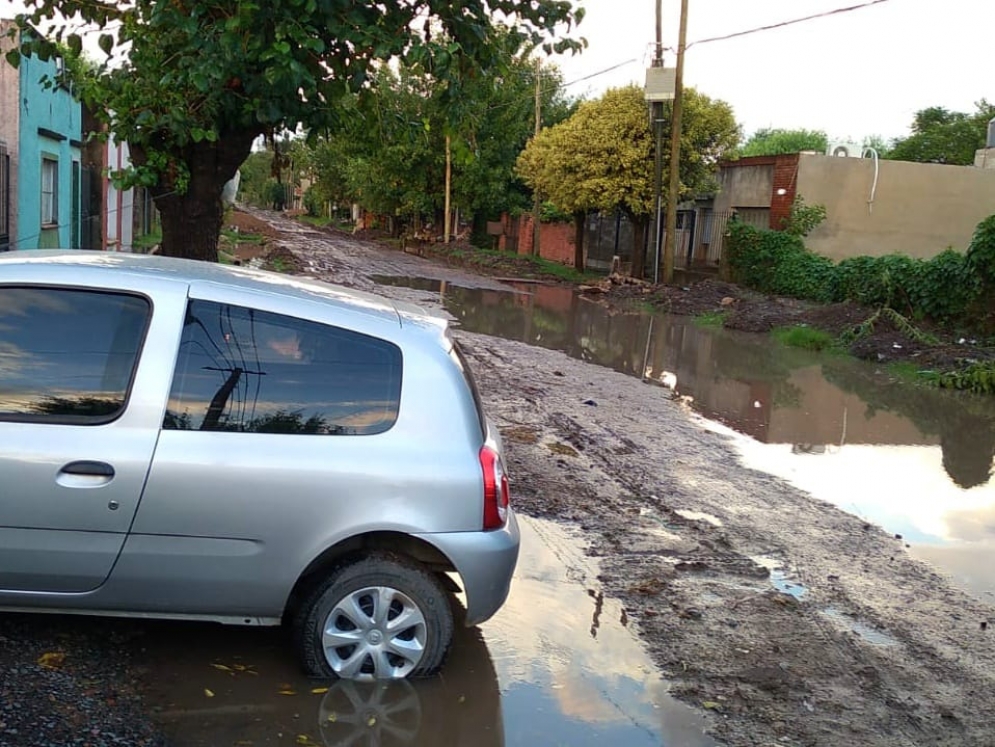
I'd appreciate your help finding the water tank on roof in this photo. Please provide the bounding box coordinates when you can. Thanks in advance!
[988,117,995,148]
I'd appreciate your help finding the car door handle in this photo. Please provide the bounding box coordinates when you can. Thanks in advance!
[61,461,116,478]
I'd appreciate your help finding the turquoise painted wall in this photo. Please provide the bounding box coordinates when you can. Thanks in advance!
[16,47,82,250]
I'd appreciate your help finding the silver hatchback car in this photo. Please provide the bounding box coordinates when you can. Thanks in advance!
[0,251,519,680]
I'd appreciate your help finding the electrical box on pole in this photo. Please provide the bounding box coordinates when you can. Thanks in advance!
[644,67,677,102]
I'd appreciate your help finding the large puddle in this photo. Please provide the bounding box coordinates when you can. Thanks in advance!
[148,516,715,746]
[374,276,995,603]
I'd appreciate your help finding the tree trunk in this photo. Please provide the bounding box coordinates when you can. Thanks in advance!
[631,214,648,279]
[132,129,257,262]
[573,211,586,271]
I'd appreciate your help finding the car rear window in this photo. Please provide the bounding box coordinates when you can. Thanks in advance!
[164,300,402,435]
[0,286,150,424]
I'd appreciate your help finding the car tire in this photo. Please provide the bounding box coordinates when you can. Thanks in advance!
[295,553,454,680]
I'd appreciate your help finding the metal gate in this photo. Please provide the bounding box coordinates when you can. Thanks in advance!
[0,141,9,252]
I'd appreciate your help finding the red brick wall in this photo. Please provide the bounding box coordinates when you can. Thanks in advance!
[514,215,576,265]
[770,154,800,230]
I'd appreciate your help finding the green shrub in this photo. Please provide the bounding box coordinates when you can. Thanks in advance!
[781,196,828,237]
[728,214,995,328]
[966,214,995,285]
[726,222,836,302]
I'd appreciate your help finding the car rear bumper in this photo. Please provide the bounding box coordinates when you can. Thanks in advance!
[416,510,520,627]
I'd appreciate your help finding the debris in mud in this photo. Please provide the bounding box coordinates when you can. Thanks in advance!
[547,441,579,457]
[501,425,539,444]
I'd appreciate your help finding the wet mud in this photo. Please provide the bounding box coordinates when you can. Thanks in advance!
[217,210,995,745]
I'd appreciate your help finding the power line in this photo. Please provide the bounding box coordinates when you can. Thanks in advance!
[561,58,640,88]
[687,0,893,49]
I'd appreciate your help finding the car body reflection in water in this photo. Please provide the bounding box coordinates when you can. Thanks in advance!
[147,516,715,746]
[373,276,995,602]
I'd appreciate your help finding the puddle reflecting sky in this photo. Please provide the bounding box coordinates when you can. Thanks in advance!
[373,276,995,601]
[148,516,714,747]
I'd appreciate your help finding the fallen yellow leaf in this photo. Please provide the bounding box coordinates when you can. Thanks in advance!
[204,689,215,698]
[326,713,338,723]
[37,652,65,669]
[366,716,377,727]
[211,664,233,673]
[702,701,721,710]
[278,689,297,696]
[310,687,329,694]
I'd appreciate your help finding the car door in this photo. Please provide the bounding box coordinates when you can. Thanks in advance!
[0,284,161,593]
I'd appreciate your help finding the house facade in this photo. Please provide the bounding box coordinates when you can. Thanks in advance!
[0,20,83,251]
[713,152,995,261]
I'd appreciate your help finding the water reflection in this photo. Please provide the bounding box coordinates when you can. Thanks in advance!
[372,276,995,601]
[144,515,714,746]
[373,276,995,491]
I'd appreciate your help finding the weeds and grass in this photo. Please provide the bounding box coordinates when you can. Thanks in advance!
[424,242,598,284]
[131,230,162,253]
[268,256,291,273]
[218,251,235,265]
[772,325,839,352]
[298,215,333,228]
[887,361,927,383]
[694,310,728,328]
[221,229,266,246]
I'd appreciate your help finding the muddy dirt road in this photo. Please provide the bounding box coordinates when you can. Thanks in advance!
[255,210,995,747]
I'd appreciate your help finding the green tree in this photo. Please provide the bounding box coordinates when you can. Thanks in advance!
[737,128,827,157]
[517,85,739,276]
[294,49,575,237]
[888,101,995,165]
[6,0,582,261]
[238,150,275,208]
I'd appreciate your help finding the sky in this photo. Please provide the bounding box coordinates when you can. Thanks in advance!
[553,0,995,142]
[4,0,991,142]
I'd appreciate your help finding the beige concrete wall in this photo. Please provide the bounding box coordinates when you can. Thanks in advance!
[0,20,20,246]
[713,162,773,212]
[798,154,995,261]
[976,148,995,170]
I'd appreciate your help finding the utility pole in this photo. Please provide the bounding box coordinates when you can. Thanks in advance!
[444,134,452,244]
[663,0,689,285]
[532,56,542,257]
[651,0,665,283]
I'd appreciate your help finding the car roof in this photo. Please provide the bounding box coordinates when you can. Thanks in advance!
[0,250,449,335]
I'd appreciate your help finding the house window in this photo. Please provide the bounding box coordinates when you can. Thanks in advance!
[41,158,58,227]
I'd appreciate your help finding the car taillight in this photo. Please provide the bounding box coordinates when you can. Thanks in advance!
[480,445,510,530]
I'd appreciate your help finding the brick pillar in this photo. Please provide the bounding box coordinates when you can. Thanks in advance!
[519,215,534,256]
[770,154,800,231]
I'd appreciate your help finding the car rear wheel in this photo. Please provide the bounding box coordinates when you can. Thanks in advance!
[295,553,454,680]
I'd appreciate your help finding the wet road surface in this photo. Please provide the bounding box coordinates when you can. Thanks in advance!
[374,275,995,603]
[144,516,714,747]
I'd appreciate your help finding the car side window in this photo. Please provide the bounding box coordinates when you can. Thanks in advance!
[0,287,150,423]
[164,300,402,435]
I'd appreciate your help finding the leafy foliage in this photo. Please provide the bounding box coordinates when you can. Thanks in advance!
[728,213,995,328]
[935,361,995,396]
[289,47,575,229]
[781,196,827,237]
[517,85,739,217]
[725,222,837,302]
[888,101,995,165]
[736,128,827,157]
[5,0,583,260]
